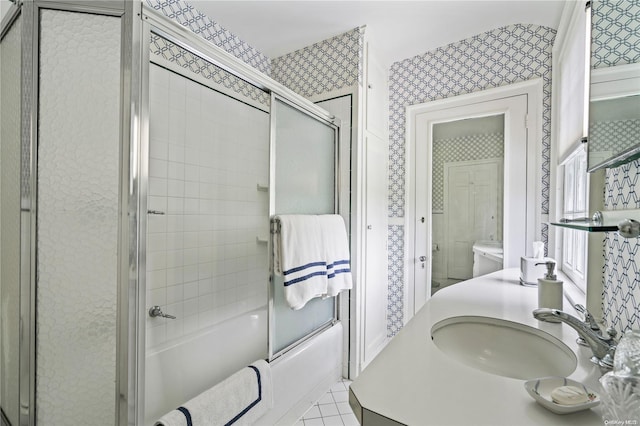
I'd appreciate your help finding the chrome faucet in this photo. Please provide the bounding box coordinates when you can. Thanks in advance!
[533,308,616,369]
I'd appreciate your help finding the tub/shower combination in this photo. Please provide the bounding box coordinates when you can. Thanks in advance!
[0,2,347,424]
[142,7,346,425]
[145,308,343,425]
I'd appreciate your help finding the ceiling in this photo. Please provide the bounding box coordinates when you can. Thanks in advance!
[194,0,570,66]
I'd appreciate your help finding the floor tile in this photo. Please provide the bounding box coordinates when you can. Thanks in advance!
[297,378,356,426]
[322,415,345,426]
[341,413,360,426]
[319,403,339,417]
[303,405,322,419]
[330,381,348,392]
[317,392,335,405]
[336,401,352,415]
[332,391,349,403]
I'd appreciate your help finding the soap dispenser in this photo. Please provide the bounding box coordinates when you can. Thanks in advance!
[536,261,563,321]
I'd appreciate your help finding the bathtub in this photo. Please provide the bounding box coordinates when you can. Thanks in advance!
[145,307,343,425]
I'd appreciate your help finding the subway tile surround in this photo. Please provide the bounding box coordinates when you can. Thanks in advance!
[146,63,270,348]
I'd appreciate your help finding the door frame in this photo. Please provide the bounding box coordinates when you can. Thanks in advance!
[405,79,543,320]
[443,158,502,281]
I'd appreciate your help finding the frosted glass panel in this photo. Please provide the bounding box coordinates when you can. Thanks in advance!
[145,52,271,425]
[36,10,121,424]
[0,15,22,425]
[275,100,336,214]
[273,99,336,353]
[146,63,270,348]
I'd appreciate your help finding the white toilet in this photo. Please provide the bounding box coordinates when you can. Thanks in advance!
[472,241,504,277]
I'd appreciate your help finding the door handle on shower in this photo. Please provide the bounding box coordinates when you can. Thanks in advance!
[149,305,176,319]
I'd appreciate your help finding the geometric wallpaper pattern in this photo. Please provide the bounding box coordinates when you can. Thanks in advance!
[387,225,405,336]
[432,133,504,211]
[271,27,364,98]
[596,0,640,336]
[145,0,272,75]
[591,0,640,69]
[387,24,555,335]
[590,119,640,155]
[149,35,271,108]
[603,159,640,335]
[389,23,556,218]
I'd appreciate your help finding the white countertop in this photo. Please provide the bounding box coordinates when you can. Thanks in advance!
[349,269,606,426]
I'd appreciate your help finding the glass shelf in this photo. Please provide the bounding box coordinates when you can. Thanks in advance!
[549,221,619,232]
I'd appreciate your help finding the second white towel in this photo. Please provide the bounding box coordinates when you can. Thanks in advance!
[155,359,273,426]
[273,214,352,310]
[323,215,353,297]
[274,215,329,310]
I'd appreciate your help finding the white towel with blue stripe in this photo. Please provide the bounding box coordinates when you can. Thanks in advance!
[273,215,328,310]
[273,214,352,310]
[322,215,353,297]
[154,359,272,426]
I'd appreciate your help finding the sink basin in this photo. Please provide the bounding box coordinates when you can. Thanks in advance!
[431,316,577,380]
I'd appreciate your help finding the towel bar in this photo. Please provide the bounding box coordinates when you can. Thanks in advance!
[270,217,281,234]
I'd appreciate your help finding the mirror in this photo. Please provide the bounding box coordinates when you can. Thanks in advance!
[587,0,640,172]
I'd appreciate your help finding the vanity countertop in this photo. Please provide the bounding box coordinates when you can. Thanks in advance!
[348,268,606,425]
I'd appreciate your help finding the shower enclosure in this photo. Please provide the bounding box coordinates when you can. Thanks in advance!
[0,1,346,425]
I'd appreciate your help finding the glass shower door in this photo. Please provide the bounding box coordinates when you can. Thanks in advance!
[271,97,339,356]
[0,9,22,425]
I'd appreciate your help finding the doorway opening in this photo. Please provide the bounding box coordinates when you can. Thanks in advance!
[405,79,543,319]
[433,116,504,294]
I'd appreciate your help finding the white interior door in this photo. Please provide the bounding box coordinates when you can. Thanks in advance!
[444,160,500,280]
[410,89,533,315]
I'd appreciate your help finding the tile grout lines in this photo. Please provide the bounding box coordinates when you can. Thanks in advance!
[296,379,359,426]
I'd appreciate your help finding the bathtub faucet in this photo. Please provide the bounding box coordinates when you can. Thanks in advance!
[533,308,616,369]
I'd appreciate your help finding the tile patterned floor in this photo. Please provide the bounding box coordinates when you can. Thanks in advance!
[295,379,359,426]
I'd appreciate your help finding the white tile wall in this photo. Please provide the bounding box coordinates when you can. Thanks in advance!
[146,64,270,348]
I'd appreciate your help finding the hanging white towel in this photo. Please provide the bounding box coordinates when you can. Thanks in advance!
[273,215,329,310]
[321,215,353,297]
[155,359,273,426]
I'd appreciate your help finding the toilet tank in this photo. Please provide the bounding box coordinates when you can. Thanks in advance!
[472,241,504,277]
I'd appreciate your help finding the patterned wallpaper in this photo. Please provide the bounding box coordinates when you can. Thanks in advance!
[603,160,640,335]
[386,24,555,336]
[145,0,271,75]
[590,119,640,163]
[591,0,640,69]
[389,24,555,218]
[432,133,504,211]
[387,225,404,336]
[150,34,270,108]
[596,0,640,335]
[270,27,363,99]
